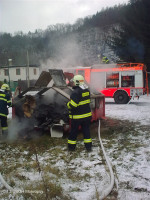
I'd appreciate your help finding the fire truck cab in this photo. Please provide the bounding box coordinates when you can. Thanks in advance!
[75,63,148,104]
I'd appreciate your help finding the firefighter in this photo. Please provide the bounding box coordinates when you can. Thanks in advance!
[67,75,92,152]
[0,84,11,140]
[102,56,109,64]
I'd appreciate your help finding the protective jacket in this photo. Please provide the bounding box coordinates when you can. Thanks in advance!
[67,84,92,120]
[102,56,109,64]
[0,89,11,117]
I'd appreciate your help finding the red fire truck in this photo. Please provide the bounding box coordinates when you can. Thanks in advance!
[74,63,149,104]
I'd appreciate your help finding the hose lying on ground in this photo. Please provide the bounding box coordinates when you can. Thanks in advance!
[0,151,44,195]
[0,173,16,192]
[0,119,115,199]
[98,119,115,199]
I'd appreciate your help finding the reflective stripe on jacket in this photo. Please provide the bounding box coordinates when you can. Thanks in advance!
[0,90,11,116]
[67,86,92,119]
[102,56,109,64]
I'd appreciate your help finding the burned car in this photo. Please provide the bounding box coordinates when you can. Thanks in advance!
[12,69,105,139]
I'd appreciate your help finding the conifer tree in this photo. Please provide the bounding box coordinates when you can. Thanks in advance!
[108,0,150,70]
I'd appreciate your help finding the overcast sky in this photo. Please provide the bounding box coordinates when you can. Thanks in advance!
[0,0,129,34]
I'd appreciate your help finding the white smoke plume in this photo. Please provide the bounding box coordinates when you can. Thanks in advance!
[8,118,30,142]
[40,34,83,72]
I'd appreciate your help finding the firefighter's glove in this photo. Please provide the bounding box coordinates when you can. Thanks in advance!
[67,102,71,110]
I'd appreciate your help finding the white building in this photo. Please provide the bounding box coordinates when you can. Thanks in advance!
[0,65,40,82]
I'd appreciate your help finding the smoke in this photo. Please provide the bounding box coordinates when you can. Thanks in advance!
[8,117,31,142]
[85,64,117,91]
[90,71,106,91]
[8,88,70,142]
[127,37,145,61]
[40,33,83,71]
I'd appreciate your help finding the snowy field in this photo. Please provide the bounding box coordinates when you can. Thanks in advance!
[105,94,150,126]
[0,94,150,199]
[105,94,150,200]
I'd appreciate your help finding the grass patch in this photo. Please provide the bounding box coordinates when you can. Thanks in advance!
[43,165,62,177]
[1,118,149,199]
[23,179,70,200]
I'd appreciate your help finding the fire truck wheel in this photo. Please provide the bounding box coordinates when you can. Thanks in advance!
[114,90,129,104]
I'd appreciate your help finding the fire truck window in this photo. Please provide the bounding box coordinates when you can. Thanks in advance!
[121,75,135,87]
[106,72,119,88]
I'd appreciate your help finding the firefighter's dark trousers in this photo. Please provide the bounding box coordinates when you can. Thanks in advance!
[0,115,8,139]
[68,118,92,151]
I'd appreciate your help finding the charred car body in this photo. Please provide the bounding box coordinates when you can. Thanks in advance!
[12,69,105,138]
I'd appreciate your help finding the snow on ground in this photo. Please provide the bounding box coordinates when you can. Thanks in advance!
[105,94,150,125]
[105,94,150,200]
[1,94,150,199]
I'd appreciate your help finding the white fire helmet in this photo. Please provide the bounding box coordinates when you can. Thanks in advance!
[1,84,10,91]
[73,75,84,86]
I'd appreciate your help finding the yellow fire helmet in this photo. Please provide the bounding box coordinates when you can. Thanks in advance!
[73,75,84,86]
[1,83,10,91]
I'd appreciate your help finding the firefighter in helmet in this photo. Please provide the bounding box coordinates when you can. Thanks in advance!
[0,84,11,140]
[102,55,109,64]
[67,75,92,151]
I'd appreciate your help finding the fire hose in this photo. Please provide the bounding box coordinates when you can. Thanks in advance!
[0,172,16,192]
[0,148,45,195]
[97,119,115,199]
[0,120,115,199]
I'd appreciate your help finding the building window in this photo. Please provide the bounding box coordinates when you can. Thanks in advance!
[4,69,9,76]
[16,68,20,75]
[33,68,37,75]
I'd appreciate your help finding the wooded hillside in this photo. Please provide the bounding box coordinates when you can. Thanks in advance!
[0,0,150,71]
